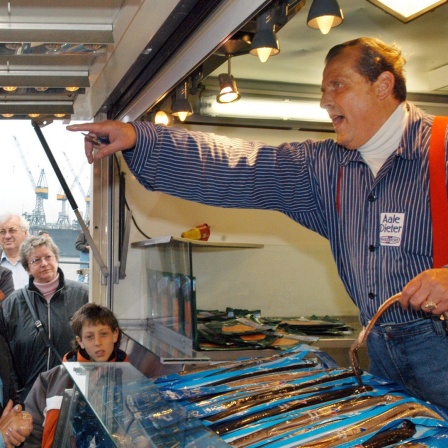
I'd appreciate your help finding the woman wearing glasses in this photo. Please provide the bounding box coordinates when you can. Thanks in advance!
[0,235,88,401]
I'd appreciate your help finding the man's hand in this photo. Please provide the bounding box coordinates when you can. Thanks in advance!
[399,268,448,315]
[0,402,33,447]
[66,121,137,164]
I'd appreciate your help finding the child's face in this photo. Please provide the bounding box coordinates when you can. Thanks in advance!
[76,323,119,362]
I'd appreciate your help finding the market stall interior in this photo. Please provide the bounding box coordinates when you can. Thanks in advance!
[3,0,448,372]
[1,0,448,122]
[3,1,448,446]
[3,0,448,369]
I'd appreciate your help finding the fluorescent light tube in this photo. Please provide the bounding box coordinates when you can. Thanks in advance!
[200,94,331,123]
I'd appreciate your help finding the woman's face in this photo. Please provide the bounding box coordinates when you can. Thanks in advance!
[27,245,58,283]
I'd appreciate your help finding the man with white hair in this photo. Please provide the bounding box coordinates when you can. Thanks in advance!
[0,214,30,289]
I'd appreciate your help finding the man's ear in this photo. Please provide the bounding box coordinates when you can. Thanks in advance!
[376,71,395,100]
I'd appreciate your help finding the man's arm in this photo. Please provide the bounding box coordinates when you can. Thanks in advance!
[66,121,137,163]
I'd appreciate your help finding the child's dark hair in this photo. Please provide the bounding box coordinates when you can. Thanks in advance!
[71,303,122,351]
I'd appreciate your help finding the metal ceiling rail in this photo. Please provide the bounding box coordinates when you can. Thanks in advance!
[0,71,90,87]
[0,28,113,44]
[0,102,74,115]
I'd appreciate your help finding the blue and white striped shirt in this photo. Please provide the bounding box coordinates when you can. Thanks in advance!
[123,102,447,324]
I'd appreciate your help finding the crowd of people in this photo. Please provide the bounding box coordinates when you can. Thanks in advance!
[0,213,112,446]
[0,233,89,400]
[0,209,135,446]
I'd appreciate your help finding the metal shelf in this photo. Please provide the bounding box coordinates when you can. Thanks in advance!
[131,235,264,249]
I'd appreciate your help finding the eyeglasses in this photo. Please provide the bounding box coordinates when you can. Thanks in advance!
[0,227,21,237]
[29,254,55,266]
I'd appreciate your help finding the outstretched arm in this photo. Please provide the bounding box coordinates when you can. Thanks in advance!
[66,121,137,163]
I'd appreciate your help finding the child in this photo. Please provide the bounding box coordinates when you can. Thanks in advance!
[24,303,129,448]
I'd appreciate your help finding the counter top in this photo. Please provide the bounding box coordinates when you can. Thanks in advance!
[121,315,364,366]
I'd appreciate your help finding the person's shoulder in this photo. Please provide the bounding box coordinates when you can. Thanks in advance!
[294,137,344,162]
[0,290,28,325]
[61,280,89,308]
[406,102,432,127]
[1,287,26,307]
[0,267,13,291]
[29,364,72,396]
[64,279,89,292]
[291,137,339,151]
[39,364,67,382]
[0,269,15,301]
[0,266,12,275]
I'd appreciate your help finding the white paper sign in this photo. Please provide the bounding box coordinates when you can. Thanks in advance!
[380,213,405,246]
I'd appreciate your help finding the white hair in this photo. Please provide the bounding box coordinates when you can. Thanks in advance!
[0,213,30,232]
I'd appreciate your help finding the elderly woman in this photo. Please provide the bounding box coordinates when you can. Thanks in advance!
[0,235,88,401]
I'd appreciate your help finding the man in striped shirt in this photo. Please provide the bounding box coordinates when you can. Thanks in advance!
[68,37,448,409]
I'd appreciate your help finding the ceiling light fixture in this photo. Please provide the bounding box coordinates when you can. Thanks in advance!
[45,44,62,52]
[1,114,14,118]
[249,9,280,63]
[28,113,40,118]
[83,44,103,51]
[3,86,17,92]
[65,86,79,92]
[54,113,66,118]
[200,93,331,123]
[367,0,447,23]
[171,81,193,122]
[154,111,172,126]
[217,56,241,104]
[307,0,344,35]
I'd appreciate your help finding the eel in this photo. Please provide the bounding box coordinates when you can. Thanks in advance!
[210,384,373,435]
[230,394,402,447]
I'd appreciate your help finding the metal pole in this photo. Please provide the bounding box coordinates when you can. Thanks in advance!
[32,121,109,279]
